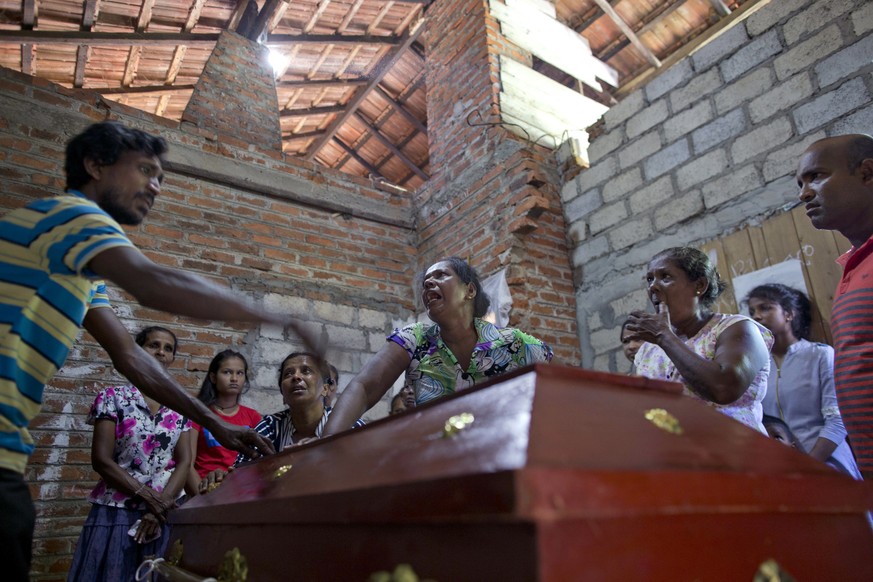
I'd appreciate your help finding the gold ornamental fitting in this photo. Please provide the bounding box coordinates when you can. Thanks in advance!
[217,547,248,582]
[273,464,293,480]
[442,412,475,438]
[753,558,796,582]
[644,408,683,435]
[206,481,222,493]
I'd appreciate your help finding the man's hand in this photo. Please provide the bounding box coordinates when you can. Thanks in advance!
[282,318,325,361]
[209,422,275,458]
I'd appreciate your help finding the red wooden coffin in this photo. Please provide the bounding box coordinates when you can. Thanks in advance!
[167,364,873,581]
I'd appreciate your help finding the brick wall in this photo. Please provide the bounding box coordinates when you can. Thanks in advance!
[0,66,416,579]
[181,30,282,150]
[562,0,873,372]
[418,0,581,363]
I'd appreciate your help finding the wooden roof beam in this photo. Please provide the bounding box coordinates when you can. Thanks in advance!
[278,78,368,88]
[374,85,427,134]
[280,104,348,117]
[96,84,196,95]
[0,31,401,47]
[331,136,384,178]
[708,0,732,18]
[353,111,429,180]
[245,0,287,42]
[590,0,661,68]
[304,16,426,161]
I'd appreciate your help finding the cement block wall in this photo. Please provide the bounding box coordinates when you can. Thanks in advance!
[563,0,873,373]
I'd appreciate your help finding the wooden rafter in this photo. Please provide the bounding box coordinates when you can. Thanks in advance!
[332,136,383,178]
[352,111,428,180]
[304,0,332,33]
[278,78,368,88]
[281,104,348,117]
[590,0,661,68]
[97,84,195,95]
[245,0,287,42]
[304,16,426,161]
[335,77,424,172]
[707,0,732,17]
[0,31,401,47]
[374,84,426,134]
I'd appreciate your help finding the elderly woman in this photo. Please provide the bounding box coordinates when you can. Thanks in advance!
[625,247,772,433]
[323,256,553,435]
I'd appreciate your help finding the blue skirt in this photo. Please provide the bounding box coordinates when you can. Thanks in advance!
[67,504,171,582]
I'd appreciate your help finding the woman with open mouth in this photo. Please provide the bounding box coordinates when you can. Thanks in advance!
[321,256,553,436]
[625,247,773,433]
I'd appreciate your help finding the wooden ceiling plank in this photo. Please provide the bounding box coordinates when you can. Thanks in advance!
[590,0,661,68]
[303,15,426,161]
[353,111,428,180]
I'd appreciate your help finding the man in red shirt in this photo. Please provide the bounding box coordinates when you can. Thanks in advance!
[797,134,873,478]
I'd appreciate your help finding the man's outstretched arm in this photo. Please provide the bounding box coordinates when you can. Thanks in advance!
[88,246,320,352]
[83,307,275,458]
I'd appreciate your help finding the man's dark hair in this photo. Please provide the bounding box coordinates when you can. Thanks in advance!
[134,326,178,355]
[65,121,168,190]
[845,134,873,173]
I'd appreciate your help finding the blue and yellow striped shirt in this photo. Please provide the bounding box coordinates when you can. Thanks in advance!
[0,191,134,473]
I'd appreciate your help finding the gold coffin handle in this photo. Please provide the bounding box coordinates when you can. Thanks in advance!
[442,412,475,438]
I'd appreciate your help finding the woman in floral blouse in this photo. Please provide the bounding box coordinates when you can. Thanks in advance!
[625,247,772,433]
[323,256,553,436]
[67,327,191,582]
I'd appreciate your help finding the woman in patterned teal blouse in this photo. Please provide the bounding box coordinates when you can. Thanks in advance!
[323,257,553,435]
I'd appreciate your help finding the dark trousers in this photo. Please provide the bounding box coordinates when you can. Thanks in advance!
[0,468,35,582]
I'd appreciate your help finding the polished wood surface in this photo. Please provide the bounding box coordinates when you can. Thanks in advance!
[169,364,873,581]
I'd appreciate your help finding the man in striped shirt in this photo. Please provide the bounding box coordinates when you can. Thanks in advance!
[797,134,873,479]
[0,121,314,580]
